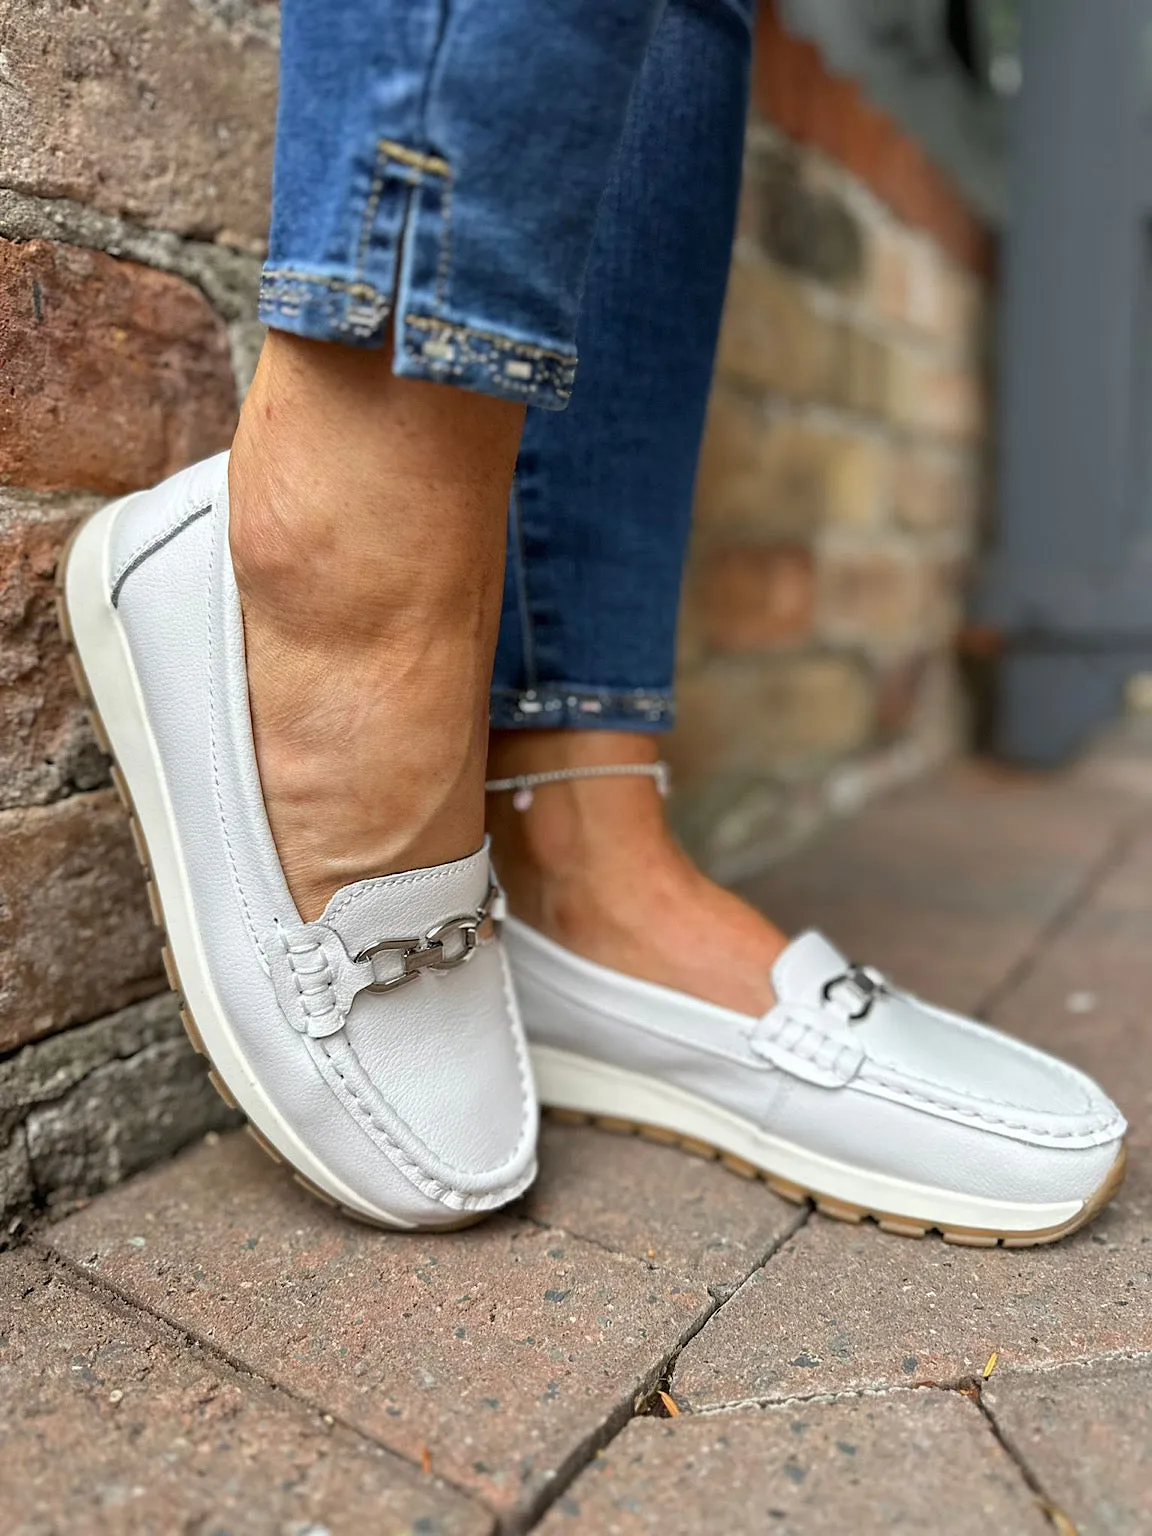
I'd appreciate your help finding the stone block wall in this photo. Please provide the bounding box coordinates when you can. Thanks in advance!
[667,7,991,877]
[0,0,991,1224]
[0,0,276,1226]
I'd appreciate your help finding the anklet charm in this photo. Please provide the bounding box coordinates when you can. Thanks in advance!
[484,761,671,811]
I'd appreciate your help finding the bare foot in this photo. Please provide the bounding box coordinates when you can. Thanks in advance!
[229,331,524,920]
[486,731,788,1016]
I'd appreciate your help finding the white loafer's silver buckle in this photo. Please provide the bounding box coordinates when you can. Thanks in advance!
[356,884,500,993]
[822,964,887,1021]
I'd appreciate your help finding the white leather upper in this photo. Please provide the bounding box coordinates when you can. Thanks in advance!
[505,919,1126,1207]
[108,455,537,1223]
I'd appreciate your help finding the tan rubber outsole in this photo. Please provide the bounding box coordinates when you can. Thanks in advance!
[55,529,483,1236]
[544,1108,1127,1248]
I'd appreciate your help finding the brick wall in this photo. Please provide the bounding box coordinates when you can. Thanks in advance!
[0,0,990,1223]
[0,0,276,1224]
[668,2,990,877]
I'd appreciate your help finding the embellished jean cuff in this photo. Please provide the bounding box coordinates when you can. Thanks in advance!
[489,685,674,731]
[258,270,576,412]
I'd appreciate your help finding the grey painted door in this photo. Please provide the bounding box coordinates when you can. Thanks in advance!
[980,0,1152,762]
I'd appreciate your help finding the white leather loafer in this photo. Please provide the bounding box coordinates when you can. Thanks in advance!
[506,920,1126,1246]
[59,454,537,1229]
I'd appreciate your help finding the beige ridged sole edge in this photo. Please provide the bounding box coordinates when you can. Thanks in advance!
[54,526,483,1237]
[543,1108,1127,1249]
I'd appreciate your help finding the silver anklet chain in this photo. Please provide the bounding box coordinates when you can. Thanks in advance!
[484,761,672,811]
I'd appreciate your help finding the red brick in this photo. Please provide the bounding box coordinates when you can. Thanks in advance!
[0,239,236,494]
[0,0,276,246]
[694,543,814,653]
[0,791,163,1050]
[753,1,993,276]
[0,489,105,810]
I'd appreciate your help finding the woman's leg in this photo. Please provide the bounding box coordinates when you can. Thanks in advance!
[487,0,786,1016]
[64,0,672,1227]
[237,0,666,920]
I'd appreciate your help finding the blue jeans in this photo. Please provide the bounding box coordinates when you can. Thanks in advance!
[261,0,752,731]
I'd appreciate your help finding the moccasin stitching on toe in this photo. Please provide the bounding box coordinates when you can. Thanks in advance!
[60,453,538,1229]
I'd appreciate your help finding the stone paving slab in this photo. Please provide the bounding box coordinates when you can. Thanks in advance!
[45,1133,715,1519]
[535,1390,1051,1535]
[742,761,1146,1015]
[525,1120,803,1291]
[674,1148,1152,1409]
[0,1248,490,1536]
[22,745,1152,1532]
[991,827,1152,1146]
[985,1359,1152,1536]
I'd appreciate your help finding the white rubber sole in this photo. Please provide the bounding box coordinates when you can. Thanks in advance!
[60,499,471,1232]
[530,1045,1126,1246]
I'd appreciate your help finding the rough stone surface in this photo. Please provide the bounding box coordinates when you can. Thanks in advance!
[989,825,1152,1147]
[536,1392,1050,1535]
[3,741,1147,1532]
[0,0,277,245]
[741,138,866,290]
[695,395,888,538]
[669,655,874,793]
[1,991,181,1113]
[816,539,931,651]
[717,261,848,404]
[526,1120,804,1290]
[893,443,980,533]
[23,998,240,1211]
[48,1133,713,1517]
[1,1249,490,1536]
[985,1359,1152,1536]
[740,761,1145,1016]
[0,791,163,1050]
[0,238,236,494]
[0,487,107,809]
[673,1154,1152,1409]
[0,992,237,1226]
[695,542,815,652]
[0,187,263,322]
[0,1131,33,1219]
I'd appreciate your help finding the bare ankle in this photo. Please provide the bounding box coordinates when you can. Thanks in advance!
[486,730,787,1013]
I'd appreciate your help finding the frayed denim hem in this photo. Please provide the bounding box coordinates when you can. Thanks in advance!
[490,685,674,731]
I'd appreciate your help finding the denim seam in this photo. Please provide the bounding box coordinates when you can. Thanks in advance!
[508,479,539,690]
[435,167,454,311]
[377,140,450,178]
[354,141,393,280]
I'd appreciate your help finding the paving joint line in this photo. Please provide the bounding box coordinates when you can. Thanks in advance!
[517,1209,661,1265]
[976,801,1152,1021]
[515,1206,810,1534]
[30,1239,494,1521]
[689,1378,970,1414]
[975,1381,1077,1535]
